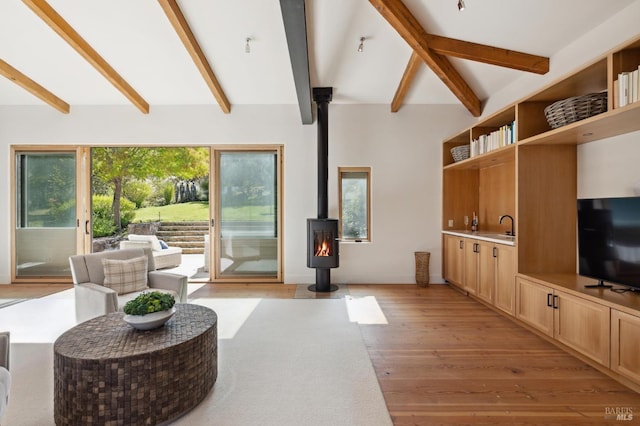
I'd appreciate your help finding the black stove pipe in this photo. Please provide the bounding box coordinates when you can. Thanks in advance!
[314,87,332,219]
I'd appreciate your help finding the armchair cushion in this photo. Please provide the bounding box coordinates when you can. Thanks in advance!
[102,256,149,294]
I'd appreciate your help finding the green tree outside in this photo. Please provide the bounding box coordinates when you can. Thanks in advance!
[92,147,209,232]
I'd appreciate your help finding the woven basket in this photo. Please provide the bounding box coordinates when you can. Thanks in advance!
[414,251,430,287]
[451,145,470,162]
[544,92,607,129]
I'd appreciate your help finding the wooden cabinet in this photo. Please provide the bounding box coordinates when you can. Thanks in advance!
[446,235,515,314]
[611,309,640,384]
[463,238,478,294]
[554,290,610,367]
[443,234,464,287]
[516,277,610,366]
[476,240,494,303]
[494,244,516,315]
[516,277,554,336]
[467,239,515,314]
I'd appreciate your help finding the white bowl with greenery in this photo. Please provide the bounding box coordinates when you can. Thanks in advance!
[123,291,176,330]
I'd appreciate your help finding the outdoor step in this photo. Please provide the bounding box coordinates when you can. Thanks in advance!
[159,221,209,227]
[182,248,204,255]
[156,234,204,243]
[165,241,204,248]
[169,241,205,248]
[158,225,209,232]
[156,229,209,237]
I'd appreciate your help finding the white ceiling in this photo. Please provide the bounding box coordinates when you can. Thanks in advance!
[0,0,636,110]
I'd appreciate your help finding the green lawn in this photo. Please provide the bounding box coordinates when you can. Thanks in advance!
[134,201,274,222]
[134,202,209,222]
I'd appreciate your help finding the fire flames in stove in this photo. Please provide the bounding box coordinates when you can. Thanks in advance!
[314,233,333,257]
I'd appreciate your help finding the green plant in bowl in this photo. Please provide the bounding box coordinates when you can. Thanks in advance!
[124,291,176,316]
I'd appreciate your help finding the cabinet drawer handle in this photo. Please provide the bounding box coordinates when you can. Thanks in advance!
[473,243,478,253]
[493,247,497,258]
[459,240,463,249]
[553,295,559,309]
[547,293,553,307]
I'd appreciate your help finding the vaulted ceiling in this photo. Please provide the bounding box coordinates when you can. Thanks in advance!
[0,0,636,123]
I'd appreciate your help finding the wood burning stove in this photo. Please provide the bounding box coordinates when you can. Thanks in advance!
[307,219,339,269]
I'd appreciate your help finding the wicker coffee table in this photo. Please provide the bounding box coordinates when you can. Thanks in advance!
[54,303,217,426]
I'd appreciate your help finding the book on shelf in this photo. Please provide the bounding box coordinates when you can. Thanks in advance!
[470,121,515,157]
[617,67,640,108]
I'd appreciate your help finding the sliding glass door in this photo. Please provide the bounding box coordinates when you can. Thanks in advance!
[212,147,282,282]
[13,148,87,280]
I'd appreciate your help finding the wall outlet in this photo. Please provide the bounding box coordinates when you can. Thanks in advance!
[448,219,454,228]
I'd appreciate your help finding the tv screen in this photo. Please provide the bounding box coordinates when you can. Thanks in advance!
[578,197,640,290]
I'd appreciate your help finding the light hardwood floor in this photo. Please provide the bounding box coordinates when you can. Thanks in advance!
[2,283,639,424]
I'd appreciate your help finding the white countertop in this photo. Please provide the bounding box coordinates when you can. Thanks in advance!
[442,230,516,246]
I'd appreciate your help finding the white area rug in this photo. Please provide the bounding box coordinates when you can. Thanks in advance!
[1,289,392,426]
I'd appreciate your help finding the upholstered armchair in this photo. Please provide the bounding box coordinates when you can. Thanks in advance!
[69,248,188,323]
[0,331,9,423]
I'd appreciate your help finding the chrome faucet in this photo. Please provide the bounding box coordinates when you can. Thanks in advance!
[499,214,515,236]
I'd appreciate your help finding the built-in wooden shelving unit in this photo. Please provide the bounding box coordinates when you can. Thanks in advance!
[441,33,640,391]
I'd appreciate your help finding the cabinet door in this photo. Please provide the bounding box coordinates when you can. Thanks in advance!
[494,245,516,315]
[476,240,494,303]
[611,309,640,384]
[516,277,554,337]
[444,235,464,287]
[463,239,478,294]
[554,291,610,367]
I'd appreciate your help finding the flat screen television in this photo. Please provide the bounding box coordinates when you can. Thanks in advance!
[577,196,640,290]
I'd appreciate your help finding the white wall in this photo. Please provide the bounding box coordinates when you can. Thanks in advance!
[0,103,470,285]
[577,130,640,199]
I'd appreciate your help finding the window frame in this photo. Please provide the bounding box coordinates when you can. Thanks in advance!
[338,166,371,242]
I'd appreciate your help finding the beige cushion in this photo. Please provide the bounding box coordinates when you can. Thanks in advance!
[102,256,148,294]
[128,234,162,252]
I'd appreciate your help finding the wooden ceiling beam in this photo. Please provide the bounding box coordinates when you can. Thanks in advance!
[22,0,149,113]
[426,34,549,75]
[158,0,230,114]
[0,59,70,113]
[390,38,548,113]
[391,51,421,113]
[369,0,482,117]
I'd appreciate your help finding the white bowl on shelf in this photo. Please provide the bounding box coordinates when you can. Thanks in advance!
[124,307,176,330]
